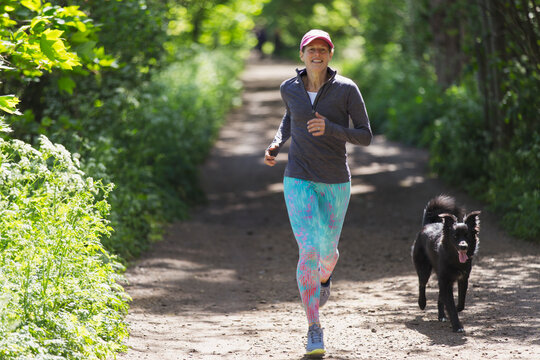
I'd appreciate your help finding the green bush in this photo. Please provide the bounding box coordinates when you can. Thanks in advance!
[99,48,244,259]
[0,134,129,359]
[33,47,245,260]
[339,47,443,145]
[484,131,540,241]
[429,83,488,190]
[343,53,539,243]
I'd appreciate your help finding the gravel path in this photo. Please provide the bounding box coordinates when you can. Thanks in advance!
[116,59,540,360]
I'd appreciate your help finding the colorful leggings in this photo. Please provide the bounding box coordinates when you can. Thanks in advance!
[283,176,351,325]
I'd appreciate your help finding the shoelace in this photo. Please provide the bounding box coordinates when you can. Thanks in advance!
[309,326,323,344]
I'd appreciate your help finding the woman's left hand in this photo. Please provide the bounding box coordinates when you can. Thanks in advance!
[307,112,326,136]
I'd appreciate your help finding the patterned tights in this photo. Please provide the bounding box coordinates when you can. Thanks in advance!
[283,176,351,326]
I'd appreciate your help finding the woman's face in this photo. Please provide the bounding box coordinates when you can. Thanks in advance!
[300,39,333,72]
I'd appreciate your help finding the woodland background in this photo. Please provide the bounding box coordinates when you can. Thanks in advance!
[0,0,538,359]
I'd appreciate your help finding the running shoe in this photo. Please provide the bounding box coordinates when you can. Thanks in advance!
[319,275,332,307]
[306,323,325,357]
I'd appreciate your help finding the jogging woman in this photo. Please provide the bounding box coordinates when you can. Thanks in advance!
[263,29,372,357]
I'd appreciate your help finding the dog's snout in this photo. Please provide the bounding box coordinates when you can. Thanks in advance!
[458,241,468,250]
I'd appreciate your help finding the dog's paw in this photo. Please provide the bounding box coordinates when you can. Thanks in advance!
[454,327,465,333]
[438,316,448,322]
[457,305,465,312]
[418,298,426,310]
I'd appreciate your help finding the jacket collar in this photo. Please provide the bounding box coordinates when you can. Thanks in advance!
[295,67,337,83]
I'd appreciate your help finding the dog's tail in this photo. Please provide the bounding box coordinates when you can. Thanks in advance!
[422,195,464,226]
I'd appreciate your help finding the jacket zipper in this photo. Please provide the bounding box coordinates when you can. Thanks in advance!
[298,71,334,115]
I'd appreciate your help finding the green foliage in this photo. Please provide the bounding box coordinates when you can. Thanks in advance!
[339,45,442,141]
[0,135,129,359]
[163,0,265,61]
[64,47,245,260]
[0,95,20,115]
[75,0,167,76]
[429,83,488,188]
[1,0,262,358]
[483,130,540,241]
[258,0,366,57]
[0,0,112,102]
[334,0,540,243]
[3,0,261,263]
[428,1,540,242]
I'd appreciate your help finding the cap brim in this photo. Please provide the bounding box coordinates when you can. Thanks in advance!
[301,36,334,50]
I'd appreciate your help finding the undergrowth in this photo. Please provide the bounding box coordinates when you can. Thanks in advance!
[0,134,129,359]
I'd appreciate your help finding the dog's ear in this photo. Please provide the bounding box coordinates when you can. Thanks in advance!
[465,211,481,236]
[439,213,457,233]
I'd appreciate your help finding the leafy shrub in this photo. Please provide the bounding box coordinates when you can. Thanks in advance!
[35,47,245,260]
[429,83,488,191]
[484,131,540,241]
[342,53,539,243]
[0,134,129,359]
[339,46,443,145]
[99,48,244,259]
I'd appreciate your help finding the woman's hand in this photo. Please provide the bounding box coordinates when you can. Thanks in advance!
[264,145,278,166]
[307,112,326,136]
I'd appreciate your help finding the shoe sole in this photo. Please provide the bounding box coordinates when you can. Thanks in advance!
[305,348,325,358]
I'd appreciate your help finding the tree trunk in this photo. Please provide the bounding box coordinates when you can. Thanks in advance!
[429,0,465,88]
[476,0,508,149]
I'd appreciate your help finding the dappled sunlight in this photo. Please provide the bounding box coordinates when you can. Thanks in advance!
[120,57,540,360]
[125,303,306,359]
[325,255,540,356]
[241,62,295,85]
[267,181,284,193]
[350,183,376,195]
[399,175,426,187]
[350,161,417,176]
[128,259,239,295]
[363,139,404,157]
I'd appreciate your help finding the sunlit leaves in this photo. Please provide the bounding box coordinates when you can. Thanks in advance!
[20,0,41,12]
[0,2,114,115]
[0,96,21,115]
[40,29,80,69]
[0,136,129,359]
[166,0,266,53]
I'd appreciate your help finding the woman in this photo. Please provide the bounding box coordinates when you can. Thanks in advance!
[264,29,372,357]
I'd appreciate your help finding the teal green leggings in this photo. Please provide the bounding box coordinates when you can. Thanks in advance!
[283,176,351,325]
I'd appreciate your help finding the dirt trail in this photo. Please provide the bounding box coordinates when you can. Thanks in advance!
[117,59,540,360]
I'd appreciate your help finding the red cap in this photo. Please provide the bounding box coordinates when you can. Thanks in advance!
[300,29,334,50]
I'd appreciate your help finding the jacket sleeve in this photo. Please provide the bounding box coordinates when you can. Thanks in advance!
[325,83,372,146]
[267,89,292,155]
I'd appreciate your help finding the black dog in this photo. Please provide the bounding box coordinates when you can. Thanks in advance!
[411,195,481,333]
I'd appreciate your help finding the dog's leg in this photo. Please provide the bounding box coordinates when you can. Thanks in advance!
[417,267,431,310]
[438,276,464,332]
[437,293,446,322]
[457,277,468,312]
[412,241,431,310]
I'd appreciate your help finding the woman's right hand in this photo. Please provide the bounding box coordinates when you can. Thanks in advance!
[264,145,278,166]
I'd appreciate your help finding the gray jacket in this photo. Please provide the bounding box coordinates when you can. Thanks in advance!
[268,67,372,184]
